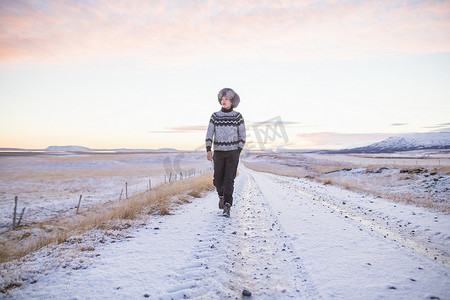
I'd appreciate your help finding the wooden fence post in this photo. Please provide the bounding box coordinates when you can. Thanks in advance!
[13,196,18,229]
[126,182,128,199]
[76,195,82,214]
[119,189,123,200]
[17,207,25,227]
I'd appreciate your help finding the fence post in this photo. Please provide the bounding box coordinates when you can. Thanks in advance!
[149,178,151,190]
[126,182,128,199]
[76,195,82,214]
[119,189,123,200]
[13,196,18,229]
[17,207,25,227]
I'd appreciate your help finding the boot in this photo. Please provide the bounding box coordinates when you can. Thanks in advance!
[223,203,231,217]
[218,195,224,209]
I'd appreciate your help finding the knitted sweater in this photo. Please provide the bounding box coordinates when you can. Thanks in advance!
[206,108,246,152]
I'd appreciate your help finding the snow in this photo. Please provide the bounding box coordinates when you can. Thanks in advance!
[353,132,450,152]
[3,165,449,299]
[45,145,90,151]
[0,152,210,231]
[45,146,91,152]
[393,132,450,147]
[243,150,450,212]
[247,169,449,297]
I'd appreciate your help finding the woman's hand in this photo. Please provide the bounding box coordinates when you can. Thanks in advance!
[207,151,212,161]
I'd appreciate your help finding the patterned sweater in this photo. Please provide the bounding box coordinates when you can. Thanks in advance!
[206,108,246,152]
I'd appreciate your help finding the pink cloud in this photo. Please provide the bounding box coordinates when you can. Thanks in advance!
[148,126,207,134]
[1,0,449,64]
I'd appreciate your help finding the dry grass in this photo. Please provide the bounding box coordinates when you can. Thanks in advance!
[1,162,166,182]
[315,175,449,212]
[0,152,207,181]
[0,173,214,263]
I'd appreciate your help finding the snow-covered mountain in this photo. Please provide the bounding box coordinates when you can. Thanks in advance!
[44,146,181,152]
[45,145,91,152]
[343,132,450,153]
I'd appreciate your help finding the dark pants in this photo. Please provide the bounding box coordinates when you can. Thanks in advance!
[213,150,240,206]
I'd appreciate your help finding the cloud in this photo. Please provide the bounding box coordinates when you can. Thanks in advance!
[423,122,450,129]
[391,123,408,126]
[425,122,450,132]
[247,119,304,127]
[148,126,206,134]
[435,127,450,133]
[1,0,449,64]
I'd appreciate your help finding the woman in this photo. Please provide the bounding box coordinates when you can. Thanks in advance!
[205,88,246,217]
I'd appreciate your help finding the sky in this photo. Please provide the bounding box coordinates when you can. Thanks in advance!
[0,0,449,150]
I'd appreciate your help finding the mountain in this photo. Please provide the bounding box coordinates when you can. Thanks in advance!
[0,148,25,151]
[45,145,91,152]
[340,132,450,153]
[44,146,180,153]
[155,148,180,152]
[112,148,179,152]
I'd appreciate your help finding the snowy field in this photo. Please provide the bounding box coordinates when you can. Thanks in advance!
[2,165,449,299]
[0,151,211,231]
[242,149,450,212]
[0,150,212,273]
[305,150,450,167]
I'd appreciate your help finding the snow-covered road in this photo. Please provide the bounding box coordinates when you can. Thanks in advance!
[7,166,449,299]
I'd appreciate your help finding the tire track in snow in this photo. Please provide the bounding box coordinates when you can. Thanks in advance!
[226,169,321,299]
[161,167,321,299]
[263,172,450,267]
[159,201,238,299]
[246,166,449,299]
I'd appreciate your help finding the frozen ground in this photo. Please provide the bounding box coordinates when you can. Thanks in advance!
[0,152,211,231]
[3,165,449,299]
[242,150,450,212]
[307,149,450,166]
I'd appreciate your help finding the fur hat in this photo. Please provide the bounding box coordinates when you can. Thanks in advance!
[217,88,240,108]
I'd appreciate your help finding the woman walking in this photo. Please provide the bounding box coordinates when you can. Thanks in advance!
[206,88,246,217]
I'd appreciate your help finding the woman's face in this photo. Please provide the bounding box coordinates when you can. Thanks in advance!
[221,96,232,109]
